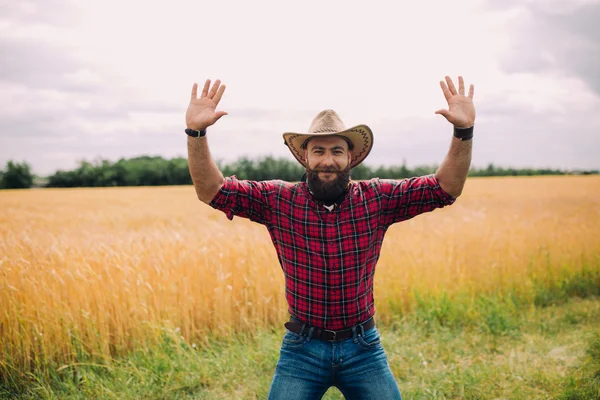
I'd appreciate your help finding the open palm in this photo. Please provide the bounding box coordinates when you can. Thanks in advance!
[435,76,476,129]
[186,79,228,131]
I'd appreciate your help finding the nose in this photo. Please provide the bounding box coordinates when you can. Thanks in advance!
[321,153,334,167]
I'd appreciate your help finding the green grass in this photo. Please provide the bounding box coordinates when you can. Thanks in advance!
[2,295,600,400]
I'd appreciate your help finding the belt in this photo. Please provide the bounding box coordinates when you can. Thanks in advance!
[284,317,375,342]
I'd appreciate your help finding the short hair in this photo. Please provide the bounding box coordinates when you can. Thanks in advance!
[301,136,354,151]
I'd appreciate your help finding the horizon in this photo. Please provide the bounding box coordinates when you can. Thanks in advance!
[8,153,597,180]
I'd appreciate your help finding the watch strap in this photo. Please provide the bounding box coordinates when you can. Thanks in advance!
[453,126,474,141]
[185,128,207,137]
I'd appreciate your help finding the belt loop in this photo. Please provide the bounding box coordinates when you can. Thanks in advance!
[299,323,306,336]
[306,327,314,342]
[359,323,365,337]
[351,326,358,343]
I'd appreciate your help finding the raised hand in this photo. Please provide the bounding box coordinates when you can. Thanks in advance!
[185,79,228,131]
[435,76,476,129]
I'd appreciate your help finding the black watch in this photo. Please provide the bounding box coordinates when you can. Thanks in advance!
[453,125,474,141]
[185,128,207,137]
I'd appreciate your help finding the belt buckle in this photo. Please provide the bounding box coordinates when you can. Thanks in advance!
[323,329,337,341]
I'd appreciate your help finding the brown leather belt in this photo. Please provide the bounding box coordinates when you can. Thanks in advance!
[284,317,375,342]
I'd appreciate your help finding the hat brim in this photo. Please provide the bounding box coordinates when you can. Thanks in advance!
[282,124,373,169]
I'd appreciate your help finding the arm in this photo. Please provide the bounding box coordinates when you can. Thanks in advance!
[435,136,472,198]
[184,79,274,224]
[187,136,224,204]
[433,76,476,198]
[377,175,456,226]
[185,79,229,204]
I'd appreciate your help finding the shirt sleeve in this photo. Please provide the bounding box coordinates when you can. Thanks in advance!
[376,174,456,226]
[209,175,275,225]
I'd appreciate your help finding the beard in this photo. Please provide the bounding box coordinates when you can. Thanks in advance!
[306,164,351,204]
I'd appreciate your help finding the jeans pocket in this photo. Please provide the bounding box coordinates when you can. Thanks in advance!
[282,330,306,348]
[357,327,382,349]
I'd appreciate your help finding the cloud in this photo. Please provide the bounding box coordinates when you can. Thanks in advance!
[497,0,600,94]
[0,0,76,25]
[1,0,599,176]
[367,111,600,170]
[0,35,91,91]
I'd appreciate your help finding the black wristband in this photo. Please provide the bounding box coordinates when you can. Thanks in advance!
[185,128,207,137]
[453,126,474,141]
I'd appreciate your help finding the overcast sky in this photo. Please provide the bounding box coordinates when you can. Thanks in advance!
[1,0,599,175]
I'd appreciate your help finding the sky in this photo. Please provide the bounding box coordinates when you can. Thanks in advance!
[1,0,599,176]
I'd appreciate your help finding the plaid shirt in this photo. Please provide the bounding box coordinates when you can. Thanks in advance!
[210,174,455,330]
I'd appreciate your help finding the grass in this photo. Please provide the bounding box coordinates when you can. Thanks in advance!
[2,296,599,399]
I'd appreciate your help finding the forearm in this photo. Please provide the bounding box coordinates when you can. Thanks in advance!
[187,136,224,204]
[435,136,472,198]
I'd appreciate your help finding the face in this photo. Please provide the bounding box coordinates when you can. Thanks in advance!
[305,135,351,176]
[304,136,352,203]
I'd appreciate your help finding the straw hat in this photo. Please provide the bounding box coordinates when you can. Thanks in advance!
[282,109,373,169]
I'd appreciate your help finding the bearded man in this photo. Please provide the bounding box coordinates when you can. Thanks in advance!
[185,76,476,400]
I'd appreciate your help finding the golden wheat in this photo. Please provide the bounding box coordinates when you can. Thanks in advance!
[1,176,599,372]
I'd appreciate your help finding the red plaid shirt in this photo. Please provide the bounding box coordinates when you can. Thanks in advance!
[209,174,455,330]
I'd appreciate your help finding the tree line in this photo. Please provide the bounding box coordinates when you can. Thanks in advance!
[0,157,597,189]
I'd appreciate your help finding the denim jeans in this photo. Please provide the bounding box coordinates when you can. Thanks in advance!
[268,322,402,399]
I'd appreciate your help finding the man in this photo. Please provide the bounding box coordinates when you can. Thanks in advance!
[185,76,475,399]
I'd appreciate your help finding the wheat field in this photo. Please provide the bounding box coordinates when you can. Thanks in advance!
[1,176,599,377]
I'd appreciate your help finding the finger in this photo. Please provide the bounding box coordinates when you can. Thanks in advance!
[215,110,228,120]
[435,109,452,121]
[458,76,465,96]
[445,76,458,95]
[213,84,226,104]
[201,79,210,98]
[208,79,221,99]
[468,84,475,99]
[439,81,452,101]
[191,83,198,100]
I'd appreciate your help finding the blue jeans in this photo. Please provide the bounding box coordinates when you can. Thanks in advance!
[268,322,402,399]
